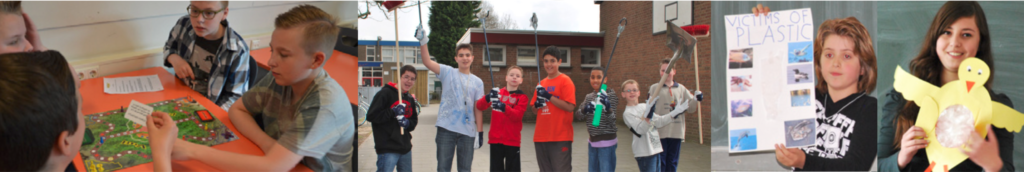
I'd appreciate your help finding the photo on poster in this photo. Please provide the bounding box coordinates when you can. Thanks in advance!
[788,41,813,64]
[730,128,757,151]
[731,75,753,92]
[787,64,814,84]
[784,118,815,147]
[730,99,753,118]
[790,89,812,107]
[728,48,753,69]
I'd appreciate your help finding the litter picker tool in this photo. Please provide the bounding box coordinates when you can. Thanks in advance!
[531,13,547,107]
[592,17,626,127]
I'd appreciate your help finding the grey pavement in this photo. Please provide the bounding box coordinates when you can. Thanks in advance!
[358,104,711,172]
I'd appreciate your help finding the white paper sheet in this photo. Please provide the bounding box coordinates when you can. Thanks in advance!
[724,8,817,153]
[103,74,164,94]
[124,100,154,126]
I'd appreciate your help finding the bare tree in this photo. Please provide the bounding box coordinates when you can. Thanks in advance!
[477,2,518,30]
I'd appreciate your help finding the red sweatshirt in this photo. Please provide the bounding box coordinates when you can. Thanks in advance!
[475,88,528,147]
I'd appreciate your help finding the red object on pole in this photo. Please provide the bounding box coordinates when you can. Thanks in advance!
[382,1,407,11]
[681,24,710,36]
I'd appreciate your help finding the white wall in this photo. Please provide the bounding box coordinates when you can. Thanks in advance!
[24,1,356,78]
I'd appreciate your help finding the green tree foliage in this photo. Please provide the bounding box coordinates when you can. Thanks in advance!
[427,1,481,67]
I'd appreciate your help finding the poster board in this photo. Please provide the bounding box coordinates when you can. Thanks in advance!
[724,8,816,153]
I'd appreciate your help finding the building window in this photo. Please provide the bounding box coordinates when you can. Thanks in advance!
[557,47,570,67]
[381,46,394,62]
[483,45,506,66]
[361,66,384,87]
[365,46,379,61]
[403,47,419,64]
[581,48,601,67]
[517,46,538,66]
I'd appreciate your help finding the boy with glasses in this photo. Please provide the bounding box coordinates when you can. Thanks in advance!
[164,1,250,111]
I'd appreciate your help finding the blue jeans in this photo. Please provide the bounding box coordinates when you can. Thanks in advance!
[436,127,475,172]
[660,138,682,172]
[588,143,617,172]
[635,153,661,172]
[376,152,412,172]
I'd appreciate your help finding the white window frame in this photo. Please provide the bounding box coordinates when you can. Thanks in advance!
[557,47,571,68]
[402,46,419,64]
[381,46,395,62]
[516,46,538,67]
[365,46,378,61]
[580,47,601,68]
[482,45,507,66]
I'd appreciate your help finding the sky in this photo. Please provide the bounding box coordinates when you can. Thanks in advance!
[357,0,601,42]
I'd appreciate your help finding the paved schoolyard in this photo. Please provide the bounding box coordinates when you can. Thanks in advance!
[357,104,710,172]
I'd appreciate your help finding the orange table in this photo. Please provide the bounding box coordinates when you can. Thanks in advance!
[74,67,311,171]
[251,49,359,104]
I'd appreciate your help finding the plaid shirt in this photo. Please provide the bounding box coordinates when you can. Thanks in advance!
[163,15,250,111]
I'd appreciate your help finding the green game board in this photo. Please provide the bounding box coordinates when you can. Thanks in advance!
[78,97,238,172]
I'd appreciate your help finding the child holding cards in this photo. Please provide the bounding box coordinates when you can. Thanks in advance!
[0,51,79,171]
[161,5,354,171]
[752,5,879,171]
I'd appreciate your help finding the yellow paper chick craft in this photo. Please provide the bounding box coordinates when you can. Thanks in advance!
[893,57,1024,171]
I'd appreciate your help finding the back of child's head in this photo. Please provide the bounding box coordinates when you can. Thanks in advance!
[455,43,473,53]
[0,1,21,15]
[812,17,877,94]
[542,45,561,60]
[275,4,339,60]
[909,1,992,89]
[400,65,417,78]
[0,51,79,171]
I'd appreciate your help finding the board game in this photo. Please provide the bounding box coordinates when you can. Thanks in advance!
[78,97,238,172]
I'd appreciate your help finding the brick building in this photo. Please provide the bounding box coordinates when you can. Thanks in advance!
[460,28,604,122]
[356,40,436,104]
[597,1,712,143]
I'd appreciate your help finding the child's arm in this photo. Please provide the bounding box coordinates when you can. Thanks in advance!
[228,99,276,153]
[605,90,618,125]
[163,16,194,80]
[147,112,177,172]
[176,140,304,171]
[366,91,399,124]
[475,107,484,132]
[624,106,652,136]
[506,93,529,122]
[574,93,594,121]
[416,25,440,74]
[549,81,577,112]
[407,101,419,132]
[681,87,698,114]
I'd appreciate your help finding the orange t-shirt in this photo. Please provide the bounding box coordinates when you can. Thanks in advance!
[530,73,576,142]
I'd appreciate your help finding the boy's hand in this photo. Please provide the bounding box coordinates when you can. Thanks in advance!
[597,91,610,110]
[414,24,429,46]
[644,97,658,119]
[488,87,501,103]
[22,13,46,51]
[391,103,406,116]
[473,132,484,149]
[695,90,704,101]
[397,115,410,128]
[669,98,690,118]
[775,144,806,169]
[168,54,195,80]
[491,101,505,112]
[147,112,178,154]
[582,102,596,114]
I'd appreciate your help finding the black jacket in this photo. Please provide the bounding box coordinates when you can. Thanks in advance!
[367,83,419,154]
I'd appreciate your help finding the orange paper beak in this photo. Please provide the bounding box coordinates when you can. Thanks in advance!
[966,81,976,93]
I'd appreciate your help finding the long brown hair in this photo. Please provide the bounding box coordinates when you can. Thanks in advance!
[894,1,992,149]
[813,17,877,95]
